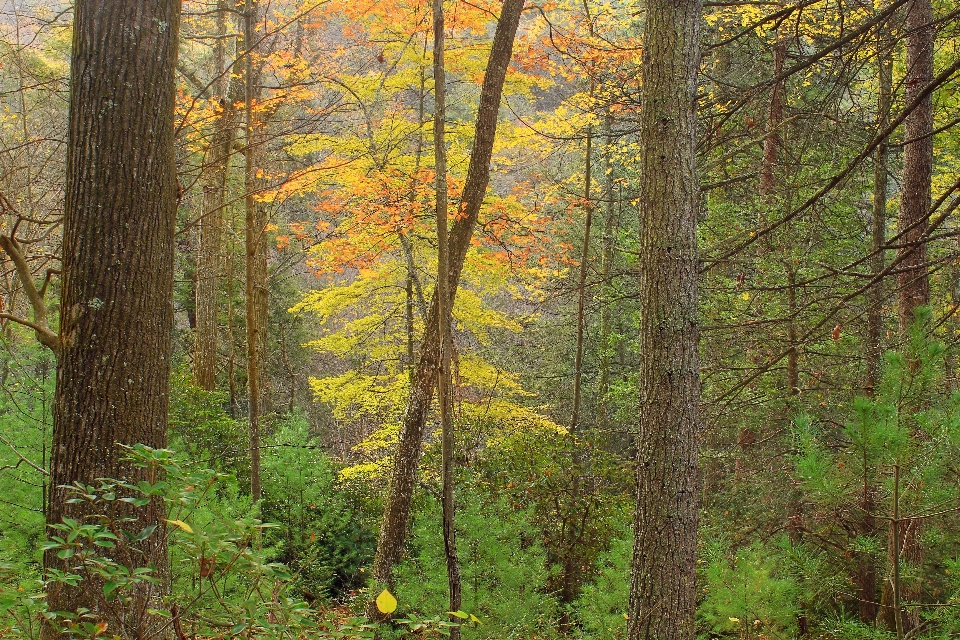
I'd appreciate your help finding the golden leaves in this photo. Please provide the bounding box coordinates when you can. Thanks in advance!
[375,589,398,614]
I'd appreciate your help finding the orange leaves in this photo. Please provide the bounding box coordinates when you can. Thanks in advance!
[323,0,430,42]
[290,221,310,240]
[302,159,555,281]
[513,0,642,85]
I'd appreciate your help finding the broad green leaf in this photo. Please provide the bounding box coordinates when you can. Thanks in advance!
[102,581,120,600]
[135,524,158,542]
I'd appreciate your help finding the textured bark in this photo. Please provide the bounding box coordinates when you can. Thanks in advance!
[756,29,785,264]
[227,223,239,415]
[878,506,923,634]
[896,0,933,334]
[244,0,268,502]
[950,258,960,391]
[402,69,429,378]
[369,0,525,599]
[44,0,180,636]
[626,0,702,637]
[195,0,239,391]
[786,267,799,396]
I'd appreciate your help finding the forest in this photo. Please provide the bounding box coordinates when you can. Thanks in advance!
[0,0,958,637]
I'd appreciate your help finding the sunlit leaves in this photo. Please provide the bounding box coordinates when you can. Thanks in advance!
[376,588,398,614]
[166,519,194,535]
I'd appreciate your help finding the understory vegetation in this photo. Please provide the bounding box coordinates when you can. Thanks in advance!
[2,0,960,637]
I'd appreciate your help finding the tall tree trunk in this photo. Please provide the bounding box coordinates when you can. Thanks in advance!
[762,34,800,401]
[763,34,802,403]
[560,74,598,623]
[278,317,296,413]
[195,0,239,391]
[896,0,933,335]
[879,0,933,632]
[860,20,892,625]
[368,0,525,604]
[759,38,785,205]
[401,62,430,381]
[244,0,268,502]
[626,0,702,636]
[949,256,960,390]
[596,113,616,435]
[867,27,892,396]
[44,1,180,636]
[761,29,804,633]
[433,1,462,634]
[739,32,787,457]
[879,465,922,638]
[227,209,239,416]
[570,89,594,433]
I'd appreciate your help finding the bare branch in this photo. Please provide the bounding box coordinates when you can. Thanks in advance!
[0,432,48,476]
[0,195,61,355]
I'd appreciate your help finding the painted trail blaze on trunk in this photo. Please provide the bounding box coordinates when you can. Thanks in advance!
[627,0,702,638]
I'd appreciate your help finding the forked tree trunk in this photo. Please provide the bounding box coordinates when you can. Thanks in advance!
[369,0,525,604]
[626,0,702,637]
[44,1,180,637]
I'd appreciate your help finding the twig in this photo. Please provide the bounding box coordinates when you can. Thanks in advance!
[0,432,47,476]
